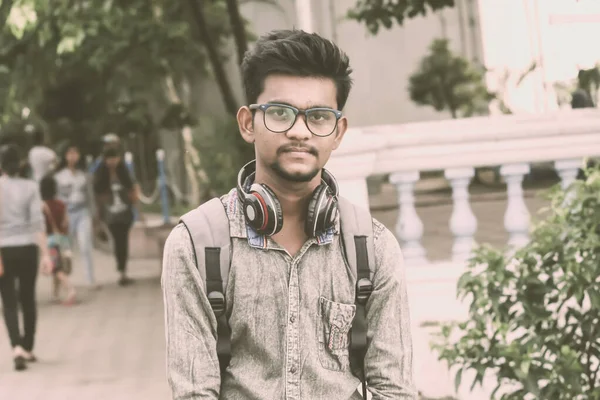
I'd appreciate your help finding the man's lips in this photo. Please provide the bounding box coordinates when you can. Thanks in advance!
[278,146,317,156]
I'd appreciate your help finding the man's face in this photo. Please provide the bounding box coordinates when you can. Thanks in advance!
[239,75,347,183]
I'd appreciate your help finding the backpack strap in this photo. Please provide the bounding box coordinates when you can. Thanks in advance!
[179,197,232,374]
[337,197,375,398]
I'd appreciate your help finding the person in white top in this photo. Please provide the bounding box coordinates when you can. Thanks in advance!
[28,129,57,182]
[0,144,53,371]
[53,143,96,288]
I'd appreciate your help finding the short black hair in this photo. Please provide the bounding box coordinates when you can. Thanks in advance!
[40,175,57,201]
[0,144,22,176]
[241,29,353,110]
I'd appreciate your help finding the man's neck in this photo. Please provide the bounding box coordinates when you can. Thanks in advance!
[254,168,321,220]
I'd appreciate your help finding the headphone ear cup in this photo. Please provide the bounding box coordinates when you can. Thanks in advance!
[241,192,265,232]
[305,184,335,237]
[248,183,283,236]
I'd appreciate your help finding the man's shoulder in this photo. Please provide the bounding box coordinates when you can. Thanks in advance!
[371,217,388,242]
[167,223,191,243]
[218,187,239,217]
[336,196,386,240]
[172,187,237,242]
[181,188,236,219]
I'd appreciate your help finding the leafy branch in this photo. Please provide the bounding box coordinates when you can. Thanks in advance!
[348,0,455,35]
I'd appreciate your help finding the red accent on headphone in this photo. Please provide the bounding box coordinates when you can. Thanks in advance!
[253,191,269,231]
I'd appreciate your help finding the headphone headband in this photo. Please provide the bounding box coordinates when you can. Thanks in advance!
[236,160,256,201]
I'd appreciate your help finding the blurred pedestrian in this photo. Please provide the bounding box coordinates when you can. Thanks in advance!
[40,175,77,305]
[54,143,97,288]
[93,146,141,286]
[0,144,53,371]
[28,127,57,183]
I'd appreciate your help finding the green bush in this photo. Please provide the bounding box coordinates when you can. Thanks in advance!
[408,38,494,119]
[433,165,600,399]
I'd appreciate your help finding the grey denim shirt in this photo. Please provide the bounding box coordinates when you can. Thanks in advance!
[161,189,417,399]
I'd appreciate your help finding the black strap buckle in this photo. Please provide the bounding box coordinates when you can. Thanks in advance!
[356,278,373,305]
[208,291,226,316]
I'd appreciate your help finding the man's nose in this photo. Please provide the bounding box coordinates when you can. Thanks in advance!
[285,114,312,141]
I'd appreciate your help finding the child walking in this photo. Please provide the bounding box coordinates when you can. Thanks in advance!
[40,175,76,305]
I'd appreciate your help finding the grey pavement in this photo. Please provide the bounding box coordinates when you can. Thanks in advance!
[0,185,552,400]
[0,250,170,400]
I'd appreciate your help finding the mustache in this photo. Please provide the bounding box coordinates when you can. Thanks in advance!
[277,144,318,156]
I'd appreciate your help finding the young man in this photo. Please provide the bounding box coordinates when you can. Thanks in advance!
[162,29,416,399]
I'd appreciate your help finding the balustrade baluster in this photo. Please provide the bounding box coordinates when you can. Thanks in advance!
[445,167,478,262]
[389,171,427,265]
[554,158,582,190]
[500,163,531,249]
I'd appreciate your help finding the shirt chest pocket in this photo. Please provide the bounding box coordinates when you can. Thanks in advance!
[317,296,356,372]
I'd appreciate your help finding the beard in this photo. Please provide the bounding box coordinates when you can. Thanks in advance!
[270,160,320,182]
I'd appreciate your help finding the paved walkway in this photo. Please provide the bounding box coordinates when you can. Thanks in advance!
[0,250,170,400]
[0,185,553,400]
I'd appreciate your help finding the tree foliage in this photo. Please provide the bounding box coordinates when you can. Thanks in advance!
[347,0,455,35]
[1,1,218,142]
[433,165,600,399]
[576,66,600,107]
[408,38,493,118]
[0,0,256,200]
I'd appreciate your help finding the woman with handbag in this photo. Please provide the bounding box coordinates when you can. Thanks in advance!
[40,175,76,305]
[93,146,141,286]
[0,144,53,371]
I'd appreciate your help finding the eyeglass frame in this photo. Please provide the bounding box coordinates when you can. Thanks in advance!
[249,103,343,137]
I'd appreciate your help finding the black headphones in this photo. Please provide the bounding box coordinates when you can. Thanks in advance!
[236,160,339,237]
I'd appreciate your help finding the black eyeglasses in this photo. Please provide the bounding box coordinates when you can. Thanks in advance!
[249,103,342,137]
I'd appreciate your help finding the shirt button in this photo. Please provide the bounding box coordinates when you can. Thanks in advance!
[289,315,295,323]
[290,366,297,374]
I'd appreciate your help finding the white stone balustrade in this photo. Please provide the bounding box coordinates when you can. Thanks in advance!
[444,167,478,262]
[326,109,600,266]
[554,158,583,191]
[326,131,384,208]
[500,163,531,249]
[554,158,584,205]
[389,171,427,266]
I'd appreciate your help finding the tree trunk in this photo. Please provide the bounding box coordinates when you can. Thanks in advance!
[187,0,239,116]
[225,0,248,67]
[466,0,480,63]
[438,9,448,39]
[455,0,467,58]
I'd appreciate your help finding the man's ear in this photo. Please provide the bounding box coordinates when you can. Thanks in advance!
[237,106,255,144]
[331,116,348,150]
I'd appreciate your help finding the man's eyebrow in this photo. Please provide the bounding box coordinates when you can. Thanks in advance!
[266,100,335,109]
